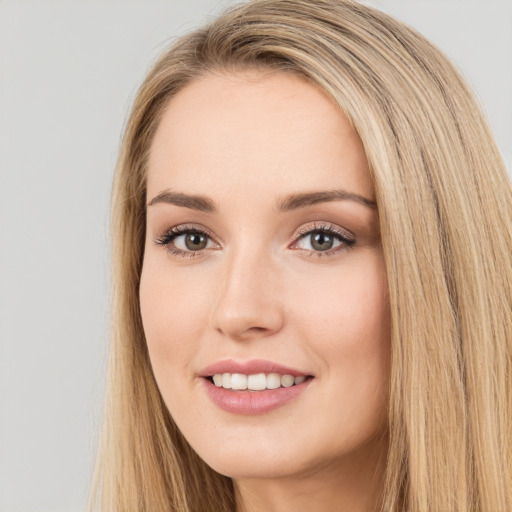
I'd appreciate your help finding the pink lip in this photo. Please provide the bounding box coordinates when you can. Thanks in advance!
[198,359,314,415]
[198,358,311,378]
[201,378,312,415]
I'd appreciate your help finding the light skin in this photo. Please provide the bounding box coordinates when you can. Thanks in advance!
[140,70,391,512]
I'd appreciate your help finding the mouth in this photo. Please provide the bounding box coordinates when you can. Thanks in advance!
[199,359,314,414]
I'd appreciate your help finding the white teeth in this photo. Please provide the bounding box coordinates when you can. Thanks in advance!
[231,373,248,390]
[211,372,308,390]
[222,373,232,389]
[247,373,267,390]
[281,374,295,388]
[266,373,282,389]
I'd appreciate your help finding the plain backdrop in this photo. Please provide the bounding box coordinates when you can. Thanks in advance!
[0,1,510,511]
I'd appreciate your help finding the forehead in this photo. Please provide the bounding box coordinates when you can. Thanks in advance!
[147,70,374,202]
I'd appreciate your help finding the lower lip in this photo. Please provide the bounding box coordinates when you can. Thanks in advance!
[202,377,312,415]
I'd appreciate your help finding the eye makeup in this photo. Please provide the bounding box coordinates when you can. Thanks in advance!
[154,223,219,259]
[290,221,356,258]
[154,221,356,260]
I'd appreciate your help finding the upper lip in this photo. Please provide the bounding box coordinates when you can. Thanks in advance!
[198,359,312,378]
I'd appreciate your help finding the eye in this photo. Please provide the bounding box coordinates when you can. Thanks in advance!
[174,231,210,251]
[292,223,355,256]
[155,225,218,257]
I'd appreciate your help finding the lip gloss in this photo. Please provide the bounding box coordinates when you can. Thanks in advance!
[202,377,311,414]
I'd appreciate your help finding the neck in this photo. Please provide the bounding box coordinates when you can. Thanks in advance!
[234,432,388,512]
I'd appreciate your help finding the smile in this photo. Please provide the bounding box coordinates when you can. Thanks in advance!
[211,372,306,390]
[199,360,314,415]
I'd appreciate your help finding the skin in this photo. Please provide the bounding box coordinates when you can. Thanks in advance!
[140,70,391,512]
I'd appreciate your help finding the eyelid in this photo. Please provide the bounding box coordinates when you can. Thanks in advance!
[291,221,355,244]
[156,223,216,239]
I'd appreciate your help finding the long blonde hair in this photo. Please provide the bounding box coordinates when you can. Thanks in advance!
[89,1,512,510]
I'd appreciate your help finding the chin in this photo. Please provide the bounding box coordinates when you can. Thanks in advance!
[182,418,389,484]
[185,434,306,479]
[189,430,352,482]
[206,455,307,481]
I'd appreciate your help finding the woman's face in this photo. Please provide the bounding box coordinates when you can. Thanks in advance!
[140,70,390,481]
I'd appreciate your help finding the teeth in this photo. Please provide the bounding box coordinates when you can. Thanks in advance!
[231,373,247,390]
[281,374,295,388]
[266,373,281,389]
[211,372,308,390]
[222,373,232,389]
[247,373,266,391]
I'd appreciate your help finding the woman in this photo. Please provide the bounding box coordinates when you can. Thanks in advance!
[90,1,512,511]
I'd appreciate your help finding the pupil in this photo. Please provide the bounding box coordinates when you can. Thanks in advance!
[311,232,333,251]
[185,233,207,250]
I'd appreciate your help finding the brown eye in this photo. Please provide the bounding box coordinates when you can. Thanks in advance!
[293,225,355,256]
[184,232,208,251]
[310,232,334,251]
[155,227,216,255]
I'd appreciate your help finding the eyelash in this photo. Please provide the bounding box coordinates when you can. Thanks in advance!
[154,222,356,260]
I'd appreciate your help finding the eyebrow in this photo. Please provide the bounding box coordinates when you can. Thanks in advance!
[147,188,377,212]
[277,189,377,211]
[147,190,216,212]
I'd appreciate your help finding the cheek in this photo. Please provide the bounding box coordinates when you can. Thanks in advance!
[139,257,211,381]
[290,253,391,417]
[291,254,390,353]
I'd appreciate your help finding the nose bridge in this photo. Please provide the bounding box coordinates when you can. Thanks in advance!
[211,234,283,340]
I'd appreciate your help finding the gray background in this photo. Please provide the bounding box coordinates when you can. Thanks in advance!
[0,1,510,511]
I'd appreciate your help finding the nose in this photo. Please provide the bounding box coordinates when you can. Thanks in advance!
[210,245,285,342]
